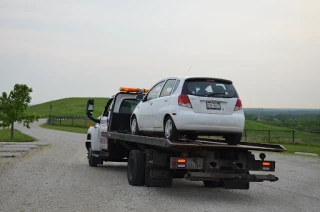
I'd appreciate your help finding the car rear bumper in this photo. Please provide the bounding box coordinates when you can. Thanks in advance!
[172,109,245,133]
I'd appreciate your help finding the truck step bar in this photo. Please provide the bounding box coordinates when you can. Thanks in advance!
[185,172,279,182]
[103,132,286,152]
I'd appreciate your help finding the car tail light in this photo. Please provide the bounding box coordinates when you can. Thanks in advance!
[234,98,242,111]
[178,94,192,108]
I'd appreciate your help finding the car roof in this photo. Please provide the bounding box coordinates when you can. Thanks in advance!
[163,76,233,84]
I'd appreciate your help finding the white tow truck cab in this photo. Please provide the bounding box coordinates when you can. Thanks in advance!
[85,87,147,166]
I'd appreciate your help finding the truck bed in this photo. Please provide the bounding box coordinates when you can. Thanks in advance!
[103,132,286,152]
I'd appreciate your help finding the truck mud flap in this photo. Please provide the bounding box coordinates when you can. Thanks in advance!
[145,149,172,187]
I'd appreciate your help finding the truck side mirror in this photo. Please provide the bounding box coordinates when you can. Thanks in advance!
[136,94,144,101]
[86,99,94,116]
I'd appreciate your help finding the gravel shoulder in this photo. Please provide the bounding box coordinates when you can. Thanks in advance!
[0,120,319,212]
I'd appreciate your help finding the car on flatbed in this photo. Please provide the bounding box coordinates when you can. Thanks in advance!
[131,76,245,144]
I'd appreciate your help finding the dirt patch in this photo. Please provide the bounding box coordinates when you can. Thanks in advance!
[0,144,51,171]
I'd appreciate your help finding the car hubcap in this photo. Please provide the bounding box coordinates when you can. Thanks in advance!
[131,119,137,134]
[165,119,172,138]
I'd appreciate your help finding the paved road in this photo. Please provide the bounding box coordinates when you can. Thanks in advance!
[0,120,319,212]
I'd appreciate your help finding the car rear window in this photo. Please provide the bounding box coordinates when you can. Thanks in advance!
[182,78,239,98]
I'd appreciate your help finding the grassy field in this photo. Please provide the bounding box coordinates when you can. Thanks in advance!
[27,97,109,118]
[0,129,36,142]
[280,143,320,155]
[245,120,320,143]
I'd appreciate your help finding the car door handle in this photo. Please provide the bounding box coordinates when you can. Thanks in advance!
[150,102,153,105]
[165,100,168,102]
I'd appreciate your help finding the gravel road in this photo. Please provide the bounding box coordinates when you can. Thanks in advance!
[0,120,319,212]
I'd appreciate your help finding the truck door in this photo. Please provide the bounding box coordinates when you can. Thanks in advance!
[151,79,176,130]
[98,98,113,150]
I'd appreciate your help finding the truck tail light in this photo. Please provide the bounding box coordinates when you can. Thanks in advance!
[262,162,271,166]
[177,158,186,168]
[178,94,192,108]
[177,158,186,163]
[234,98,242,111]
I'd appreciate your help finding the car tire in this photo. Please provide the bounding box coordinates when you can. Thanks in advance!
[131,116,141,135]
[127,150,145,186]
[225,133,242,145]
[164,116,180,141]
[186,132,198,141]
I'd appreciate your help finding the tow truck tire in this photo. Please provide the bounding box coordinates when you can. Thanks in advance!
[88,148,98,167]
[164,116,180,141]
[203,181,220,187]
[127,150,145,186]
[131,116,141,135]
[225,133,242,145]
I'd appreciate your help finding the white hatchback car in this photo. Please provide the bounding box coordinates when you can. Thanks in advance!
[130,76,245,144]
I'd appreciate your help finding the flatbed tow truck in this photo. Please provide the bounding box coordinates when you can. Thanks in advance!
[85,87,286,189]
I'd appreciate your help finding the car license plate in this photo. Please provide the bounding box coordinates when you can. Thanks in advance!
[206,101,221,110]
[186,158,203,169]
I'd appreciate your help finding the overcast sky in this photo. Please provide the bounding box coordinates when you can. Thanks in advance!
[0,0,319,108]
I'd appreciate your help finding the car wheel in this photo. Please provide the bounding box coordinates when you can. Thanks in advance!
[131,116,141,135]
[164,116,180,141]
[225,133,242,145]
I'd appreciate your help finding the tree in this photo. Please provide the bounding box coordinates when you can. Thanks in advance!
[0,84,39,140]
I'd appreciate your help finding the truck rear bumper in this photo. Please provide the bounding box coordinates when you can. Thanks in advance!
[185,172,279,182]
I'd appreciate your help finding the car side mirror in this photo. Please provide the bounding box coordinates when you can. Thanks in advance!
[136,94,144,101]
[86,99,94,117]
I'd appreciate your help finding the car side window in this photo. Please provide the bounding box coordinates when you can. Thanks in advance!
[172,79,180,94]
[146,81,165,101]
[160,79,176,97]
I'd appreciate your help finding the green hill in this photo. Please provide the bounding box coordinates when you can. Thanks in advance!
[27,97,110,118]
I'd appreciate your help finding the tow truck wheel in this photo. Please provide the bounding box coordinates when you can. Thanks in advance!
[203,181,220,187]
[131,116,141,135]
[88,148,98,167]
[164,116,179,141]
[127,150,145,186]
